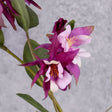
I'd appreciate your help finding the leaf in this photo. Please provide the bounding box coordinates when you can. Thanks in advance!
[0,29,4,47]
[68,20,75,30]
[17,93,49,112]
[23,39,48,86]
[11,0,30,31]
[26,5,39,29]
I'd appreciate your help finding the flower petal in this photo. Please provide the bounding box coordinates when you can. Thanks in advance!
[58,63,63,78]
[43,77,50,99]
[56,71,72,89]
[58,25,71,52]
[78,48,91,57]
[71,35,91,47]
[50,81,58,93]
[66,63,80,85]
[69,26,94,38]
[56,49,79,67]
[73,56,81,67]
[25,0,41,9]
[19,60,40,66]
[45,67,51,82]
[0,4,5,27]
[31,71,41,87]
[35,44,50,50]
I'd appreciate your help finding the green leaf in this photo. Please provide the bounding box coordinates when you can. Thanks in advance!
[68,20,75,30]
[11,0,30,31]
[23,39,48,86]
[17,93,49,112]
[0,30,4,47]
[26,5,39,29]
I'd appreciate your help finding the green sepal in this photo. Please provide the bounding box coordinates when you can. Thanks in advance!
[68,20,75,30]
[17,93,49,112]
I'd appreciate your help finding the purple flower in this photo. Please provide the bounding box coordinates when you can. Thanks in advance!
[20,18,94,98]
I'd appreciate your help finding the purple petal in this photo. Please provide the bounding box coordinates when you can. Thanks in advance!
[3,5,16,30]
[49,33,61,60]
[56,49,79,67]
[66,63,80,85]
[43,77,50,99]
[35,44,50,50]
[69,26,94,38]
[19,60,40,66]
[25,0,41,9]
[31,61,46,87]
[31,71,41,87]
[52,18,67,34]
[6,0,18,15]
[71,35,91,47]
[56,70,72,89]
[0,4,5,27]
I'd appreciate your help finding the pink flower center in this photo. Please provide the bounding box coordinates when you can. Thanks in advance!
[50,64,59,78]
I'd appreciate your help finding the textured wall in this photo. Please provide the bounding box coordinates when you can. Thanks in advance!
[0,0,112,112]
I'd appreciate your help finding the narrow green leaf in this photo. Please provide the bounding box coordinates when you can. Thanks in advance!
[11,0,30,31]
[0,30,4,47]
[68,20,75,30]
[17,93,49,112]
[23,39,48,86]
[26,5,39,29]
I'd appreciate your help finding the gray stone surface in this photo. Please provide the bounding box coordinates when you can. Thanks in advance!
[0,0,112,112]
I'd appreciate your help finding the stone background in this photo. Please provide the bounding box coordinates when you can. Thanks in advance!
[0,0,112,112]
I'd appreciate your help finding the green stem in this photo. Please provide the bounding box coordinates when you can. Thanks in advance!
[1,45,43,86]
[105,105,112,112]
[1,45,63,112]
[49,91,63,112]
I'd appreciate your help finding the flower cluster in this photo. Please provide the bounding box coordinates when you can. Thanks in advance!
[0,0,41,29]
[21,18,94,98]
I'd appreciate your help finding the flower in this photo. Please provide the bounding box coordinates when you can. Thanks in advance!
[20,18,94,98]
[57,25,94,52]
[21,48,79,98]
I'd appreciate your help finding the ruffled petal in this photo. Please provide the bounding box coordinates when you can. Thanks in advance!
[69,26,94,38]
[45,67,51,82]
[66,63,80,85]
[56,71,72,89]
[58,25,71,52]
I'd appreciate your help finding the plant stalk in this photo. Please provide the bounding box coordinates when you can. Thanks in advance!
[1,45,63,112]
